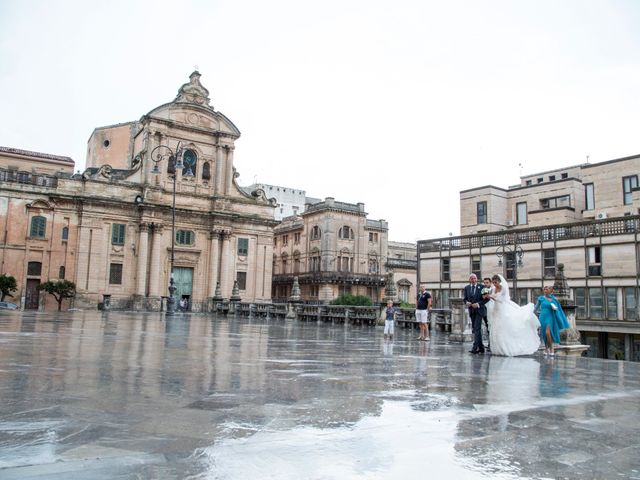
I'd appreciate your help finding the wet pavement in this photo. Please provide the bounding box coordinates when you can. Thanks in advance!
[0,311,639,479]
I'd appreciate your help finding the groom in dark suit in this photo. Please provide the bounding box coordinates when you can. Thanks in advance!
[464,273,487,354]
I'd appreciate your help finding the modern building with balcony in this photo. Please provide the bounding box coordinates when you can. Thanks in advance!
[418,153,640,361]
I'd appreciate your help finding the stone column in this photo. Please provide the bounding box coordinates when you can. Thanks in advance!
[148,225,164,297]
[136,223,149,296]
[208,231,220,297]
[225,146,234,195]
[215,145,224,195]
[219,232,232,298]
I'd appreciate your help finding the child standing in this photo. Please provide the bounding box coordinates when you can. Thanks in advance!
[384,300,396,340]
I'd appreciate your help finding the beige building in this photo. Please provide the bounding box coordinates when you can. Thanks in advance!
[418,154,640,361]
[0,72,277,311]
[387,241,417,304]
[272,198,390,302]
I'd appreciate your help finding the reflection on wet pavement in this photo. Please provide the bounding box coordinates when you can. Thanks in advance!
[0,311,639,479]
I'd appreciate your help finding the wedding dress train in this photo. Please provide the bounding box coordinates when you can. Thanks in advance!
[487,275,541,356]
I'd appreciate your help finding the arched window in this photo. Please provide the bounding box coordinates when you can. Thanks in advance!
[30,216,46,238]
[339,225,354,240]
[310,225,321,240]
[182,149,197,177]
[281,253,288,274]
[202,161,211,180]
[61,226,69,240]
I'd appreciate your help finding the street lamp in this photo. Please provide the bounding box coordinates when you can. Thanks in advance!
[150,142,193,315]
[496,244,524,300]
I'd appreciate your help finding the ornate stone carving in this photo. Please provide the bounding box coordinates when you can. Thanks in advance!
[174,71,212,108]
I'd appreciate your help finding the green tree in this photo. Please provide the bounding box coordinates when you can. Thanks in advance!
[330,294,373,306]
[38,280,76,311]
[0,274,17,301]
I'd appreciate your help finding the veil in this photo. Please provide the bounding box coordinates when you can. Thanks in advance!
[497,274,510,300]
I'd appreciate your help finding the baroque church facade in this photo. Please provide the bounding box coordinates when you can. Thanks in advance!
[0,72,277,311]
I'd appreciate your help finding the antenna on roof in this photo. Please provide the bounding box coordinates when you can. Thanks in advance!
[586,155,590,163]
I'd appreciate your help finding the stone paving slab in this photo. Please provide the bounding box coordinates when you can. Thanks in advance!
[1,311,640,479]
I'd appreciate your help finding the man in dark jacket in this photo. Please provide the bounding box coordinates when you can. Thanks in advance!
[415,286,432,341]
[464,274,487,354]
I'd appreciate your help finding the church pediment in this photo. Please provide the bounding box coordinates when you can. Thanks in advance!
[144,72,240,138]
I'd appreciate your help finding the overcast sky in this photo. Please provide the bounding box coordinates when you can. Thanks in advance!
[1,0,639,242]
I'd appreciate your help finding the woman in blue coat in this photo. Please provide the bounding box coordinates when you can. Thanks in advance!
[534,286,570,356]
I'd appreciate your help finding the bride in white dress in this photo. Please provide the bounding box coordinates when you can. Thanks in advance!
[487,274,541,356]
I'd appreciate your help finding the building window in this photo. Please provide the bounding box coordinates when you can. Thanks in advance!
[236,271,247,290]
[202,162,211,180]
[62,226,69,240]
[339,285,352,297]
[293,252,300,274]
[30,216,46,238]
[272,256,279,275]
[368,256,379,274]
[516,202,527,225]
[310,285,319,298]
[237,238,249,256]
[540,195,571,209]
[543,249,556,278]
[310,226,321,240]
[294,232,300,244]
[176,230,194,245]
[561,173,568,179]
[399,285,409,303]
[338,255,353,272]
[606,287,617,320]
[588,246,601,276]
[575,287,586,318]
[584,183,595,211]
[273,237,277,247]
[369,232,378,242]
[310,255,321,272]
[622,175,638,205]
[112,223,126,245]
[282,234,289,246]
[525,180,532,186]
[516,289,528,306]
[27,261,42,276]
[589,287,603,319]
[109,263,123,284]
[477,202,487,224]
[281,253,288,274]
[441,258,450,281]
[504,252,515,280]
[59,266,65,279]
[537,177,543,184]
[182,149,197,177]
[338,226,354,240]
[624,287,637,320]
[471,255,481,279]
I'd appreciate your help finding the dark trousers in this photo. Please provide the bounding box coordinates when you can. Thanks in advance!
[470,310,484,352]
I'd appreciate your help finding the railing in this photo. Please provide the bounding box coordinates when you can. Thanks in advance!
[418,215,640,253]
[272,271,386,286]
[0,169,58,188]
